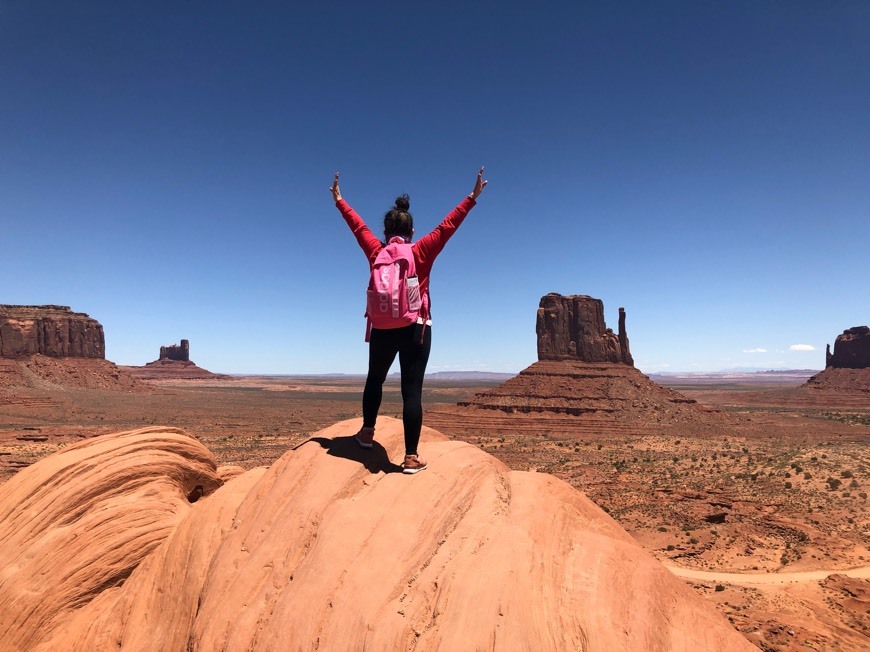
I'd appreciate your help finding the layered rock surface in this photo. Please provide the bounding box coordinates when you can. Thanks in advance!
[0,420,753,651]
[0,305,105,358]
[460,360,715,422]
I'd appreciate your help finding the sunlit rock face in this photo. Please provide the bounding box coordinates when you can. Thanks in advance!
[0,305,105,359]
[0,420,754,652]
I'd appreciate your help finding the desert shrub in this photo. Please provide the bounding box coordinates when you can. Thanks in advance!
[715,585,725,592]
[811,456,818,462]
[672,456,679,463]
[784,482,792,489]
[804,472,812,480]
[666,545,675,551]
[841,470,854,479]
[821,454,827,459]
[794,465,803,473]
[827,477,842,490]
[658,526,668,532]
[597,444,603,450]
[689,537,699,544]
[850,479,859,488]
[784,472,791,478]
[860,492,867,500]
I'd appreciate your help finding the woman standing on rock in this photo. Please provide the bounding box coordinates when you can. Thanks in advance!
[330,167,488,474]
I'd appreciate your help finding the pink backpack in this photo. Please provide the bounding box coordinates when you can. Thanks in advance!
[365,237,422,340]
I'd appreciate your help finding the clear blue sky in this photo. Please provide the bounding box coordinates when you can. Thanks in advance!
[2,2,867,374]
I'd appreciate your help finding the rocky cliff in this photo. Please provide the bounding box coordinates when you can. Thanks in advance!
[159,339,190,362]
[801,326,870,404]
[0,305,104,359]
[458,293,720,429]
[536,293,633,365]
[0,420,755,652]
[825,326,870,369]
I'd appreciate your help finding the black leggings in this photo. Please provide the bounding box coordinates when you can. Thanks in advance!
[362,323,431,456]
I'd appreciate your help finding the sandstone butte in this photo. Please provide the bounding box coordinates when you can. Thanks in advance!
[456,294,721,431]
[0,305,104,359]
[123,339,229,380]
[0,305,144,394]
[0,420,755,651]
[801,325,870,405]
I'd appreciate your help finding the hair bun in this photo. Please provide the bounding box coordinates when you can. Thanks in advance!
[394,194,410,212]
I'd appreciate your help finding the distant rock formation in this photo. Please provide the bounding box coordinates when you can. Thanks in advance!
[159,339,190,362]
[800,326,870,405]
[125,340,228,380]
[457,294,718,428]
[0,420,754,652]
[825,326,870,369]
[537,293,633,365]
[0,305,104,359]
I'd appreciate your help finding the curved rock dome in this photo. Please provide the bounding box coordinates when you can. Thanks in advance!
[0,421,754,651]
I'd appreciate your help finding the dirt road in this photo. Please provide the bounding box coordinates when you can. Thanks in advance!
[667,563,870,585]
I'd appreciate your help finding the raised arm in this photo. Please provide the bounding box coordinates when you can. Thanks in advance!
[415,167,488,266]
[331,172,382,262]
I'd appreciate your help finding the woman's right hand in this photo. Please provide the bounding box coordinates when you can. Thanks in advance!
[330,173,342,202]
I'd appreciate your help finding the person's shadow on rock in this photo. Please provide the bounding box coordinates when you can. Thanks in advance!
[304,436,403,474]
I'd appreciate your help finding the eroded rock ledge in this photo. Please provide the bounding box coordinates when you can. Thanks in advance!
[0,305,105,359]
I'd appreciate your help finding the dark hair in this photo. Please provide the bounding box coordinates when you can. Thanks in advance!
[384,194,413,241]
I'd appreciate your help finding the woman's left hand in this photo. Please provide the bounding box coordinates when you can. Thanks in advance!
[470,166,488,200]
[330,173,342,202]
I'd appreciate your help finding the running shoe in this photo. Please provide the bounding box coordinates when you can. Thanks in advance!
[354,427,375,449]
[402,454,428,474]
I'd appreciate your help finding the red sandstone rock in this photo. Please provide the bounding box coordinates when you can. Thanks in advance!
[160,339,190,362]
[468,294,715,424]
[801,326,870,403]
[0,305,105,358]
[125,339,228,380]
[536,293,633,365]
[460,359,720,424]
[1,420,754,651]
[825,326,870,369]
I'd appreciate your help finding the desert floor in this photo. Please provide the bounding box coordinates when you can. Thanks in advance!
[1,374,867,651]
